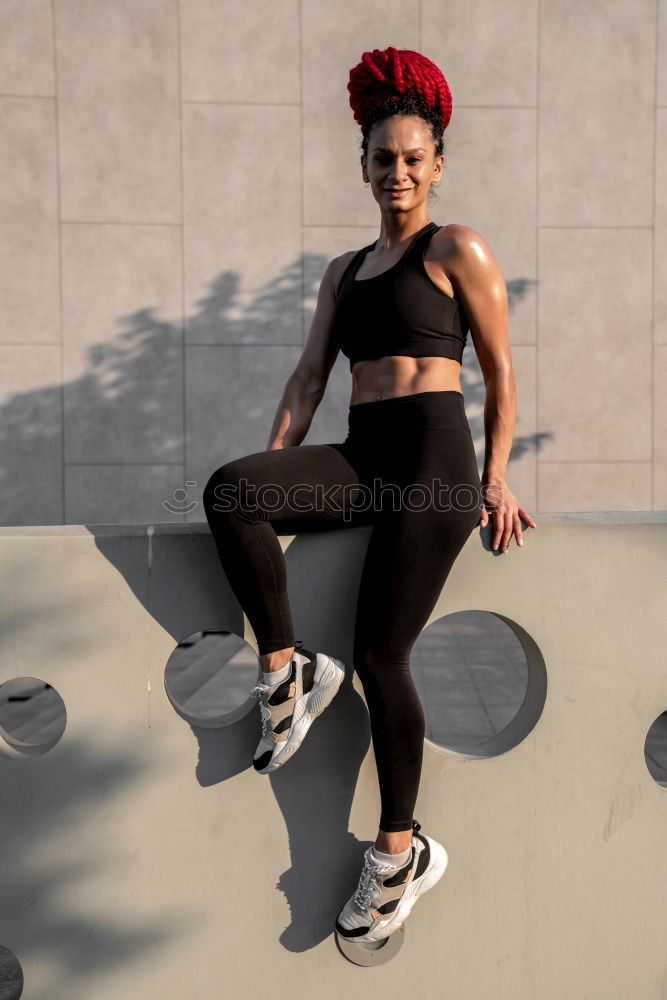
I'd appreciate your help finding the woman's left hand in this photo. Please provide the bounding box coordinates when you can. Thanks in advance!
[478,477,537,553]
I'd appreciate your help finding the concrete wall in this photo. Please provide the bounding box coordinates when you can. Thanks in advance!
[0,0,666,526]
[0,513,665,996]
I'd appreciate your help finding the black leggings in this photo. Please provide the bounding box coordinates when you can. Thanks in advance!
[202,390,483,833]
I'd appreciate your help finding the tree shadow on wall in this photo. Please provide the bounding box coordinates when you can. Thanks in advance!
[0,256,547,527]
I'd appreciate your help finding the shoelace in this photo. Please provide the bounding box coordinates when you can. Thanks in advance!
[250,683,273,737]
[352,847,396,911]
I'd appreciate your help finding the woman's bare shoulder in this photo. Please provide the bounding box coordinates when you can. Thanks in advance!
[434,224,502,280]
[435,223,491,254]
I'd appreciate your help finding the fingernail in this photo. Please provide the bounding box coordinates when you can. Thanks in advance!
[492,543,498,550]
[518,539,523,546]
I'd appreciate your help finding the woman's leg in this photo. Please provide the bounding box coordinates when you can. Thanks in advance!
[352,447,482,847]
[202,443,366,657]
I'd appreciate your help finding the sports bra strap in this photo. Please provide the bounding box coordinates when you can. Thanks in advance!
[335,243,372,298]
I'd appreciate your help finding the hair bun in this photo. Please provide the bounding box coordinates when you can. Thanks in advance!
[347,46,452,132]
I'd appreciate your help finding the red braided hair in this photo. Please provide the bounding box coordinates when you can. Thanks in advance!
[347,46,452,133]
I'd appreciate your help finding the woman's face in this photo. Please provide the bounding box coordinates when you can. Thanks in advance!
[361,115,443,213]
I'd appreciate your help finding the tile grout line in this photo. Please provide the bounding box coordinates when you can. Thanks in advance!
[50,0,66,525]
[299,0,305,347]
[301,223,654,229]
[65,462,184,467]
[536,0,541,514]
[176,0,188,509]
[651,0,659,509]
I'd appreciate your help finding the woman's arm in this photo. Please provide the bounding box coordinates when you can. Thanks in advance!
[446,225,537,552]
[265,371,326,450]
[265,254,350,450]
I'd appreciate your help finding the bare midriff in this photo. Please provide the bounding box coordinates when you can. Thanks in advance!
[349,355,462,405]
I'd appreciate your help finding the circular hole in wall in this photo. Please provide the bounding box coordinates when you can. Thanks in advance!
[164,629,260,728]
[0,677,67,758]
[644,711,667,787]
[411,610,547,759]
[0,943,24,999]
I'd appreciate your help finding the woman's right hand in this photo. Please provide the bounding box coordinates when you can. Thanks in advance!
[478,477,537,553]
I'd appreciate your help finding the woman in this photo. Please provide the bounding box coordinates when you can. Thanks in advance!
[203,46,536,944]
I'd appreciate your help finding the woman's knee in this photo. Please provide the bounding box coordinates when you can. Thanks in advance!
[202,458,249,519]
[354,647,425,735]
[352,640,411,697]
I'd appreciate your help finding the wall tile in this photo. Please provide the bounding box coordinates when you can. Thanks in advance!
[183,103,302,345]
[0,345,63,525]
[0,0,54,96]
[180,0,299,103]
[66,464,187,524]
[658,0,667,106]
[0,97,60,344]
[654,346,667,507]
[186,344,301,516]
[655,110,667,343]
[422,0,537,107]
[540,0,655,225]
[539,462,652,512]
[538,228,652,462]
[55,0,180,222]
[61,224,183,464]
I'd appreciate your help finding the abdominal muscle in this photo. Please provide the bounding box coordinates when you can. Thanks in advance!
[349,355,462,405]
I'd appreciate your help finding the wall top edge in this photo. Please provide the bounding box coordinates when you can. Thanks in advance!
[0,511,665,538]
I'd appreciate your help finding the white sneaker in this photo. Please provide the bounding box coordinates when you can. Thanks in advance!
[335,820,448,944]
[251,639,345,774]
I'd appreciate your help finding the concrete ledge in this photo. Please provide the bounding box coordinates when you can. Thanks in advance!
[1,508,666,537]
[0,513,665,997]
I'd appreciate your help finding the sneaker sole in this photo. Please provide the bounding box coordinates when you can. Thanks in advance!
[336,837,449,945]
[255,654,345,774]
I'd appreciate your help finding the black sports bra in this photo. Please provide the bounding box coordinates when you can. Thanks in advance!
[332,221,469,373]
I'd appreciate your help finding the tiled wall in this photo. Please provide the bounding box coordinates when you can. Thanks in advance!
[0,0,665,525]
